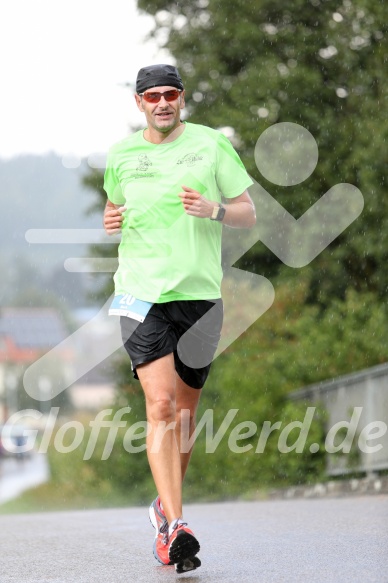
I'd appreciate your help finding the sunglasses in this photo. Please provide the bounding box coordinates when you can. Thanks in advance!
[139,89,182,103]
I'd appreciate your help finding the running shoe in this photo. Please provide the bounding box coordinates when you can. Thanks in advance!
[149,497,172,565]
[168,521,200,569]
[152,521,173,565]
[152,524,201,571]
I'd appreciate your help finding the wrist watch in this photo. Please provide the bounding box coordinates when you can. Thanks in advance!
[210,203,226,222]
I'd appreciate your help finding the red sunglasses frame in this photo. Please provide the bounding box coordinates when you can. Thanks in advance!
[139,89,182,103]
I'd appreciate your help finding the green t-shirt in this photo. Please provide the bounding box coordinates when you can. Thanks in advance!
[103,122,253,303]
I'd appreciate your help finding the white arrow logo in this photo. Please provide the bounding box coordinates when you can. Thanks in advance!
[23,122,363,398]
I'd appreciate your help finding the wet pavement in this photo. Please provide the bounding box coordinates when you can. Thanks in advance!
[0,496,387,582]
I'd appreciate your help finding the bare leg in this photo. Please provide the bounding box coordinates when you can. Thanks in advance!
[136,354,182,524]
[175,375,202,481]
[137,354,203,524]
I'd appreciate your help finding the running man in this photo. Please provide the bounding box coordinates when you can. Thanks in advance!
[103,64,255,572]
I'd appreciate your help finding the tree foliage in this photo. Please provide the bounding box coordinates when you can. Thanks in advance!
[77,0,387,499]
[138,0,387,301]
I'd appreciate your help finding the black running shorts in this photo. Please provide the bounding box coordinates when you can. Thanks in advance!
[120,299,223,389]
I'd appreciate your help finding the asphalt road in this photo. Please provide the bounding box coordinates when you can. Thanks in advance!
[1,496,387,583]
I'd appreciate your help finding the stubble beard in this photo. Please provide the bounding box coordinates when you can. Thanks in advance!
[152,110,180,134]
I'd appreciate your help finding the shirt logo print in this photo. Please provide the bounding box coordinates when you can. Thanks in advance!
[177,153,203,167]
[136,155,152,171]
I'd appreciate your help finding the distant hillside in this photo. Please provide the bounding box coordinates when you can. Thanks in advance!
[0,153,106,307]
[0,152,102,245]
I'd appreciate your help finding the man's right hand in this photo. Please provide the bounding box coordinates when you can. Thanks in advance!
[104,202,126,235]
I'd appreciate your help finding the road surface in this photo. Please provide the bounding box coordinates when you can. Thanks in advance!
[1,496,387,582]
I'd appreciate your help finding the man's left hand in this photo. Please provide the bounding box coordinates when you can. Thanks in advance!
[178,185,217,218]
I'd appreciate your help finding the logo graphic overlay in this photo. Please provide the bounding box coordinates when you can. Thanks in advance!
[23,123,364,397]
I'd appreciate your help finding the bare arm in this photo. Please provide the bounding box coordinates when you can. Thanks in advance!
[103,199,126,235]
[220,190,256,228]
[178,186,256,228]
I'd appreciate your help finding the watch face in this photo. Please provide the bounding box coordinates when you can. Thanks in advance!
[217,205,226,221]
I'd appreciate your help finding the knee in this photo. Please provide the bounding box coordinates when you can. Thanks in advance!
[147,395,176,424]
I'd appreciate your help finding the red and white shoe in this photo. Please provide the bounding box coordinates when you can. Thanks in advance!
[149,497,172,565]
[152,523,172,566]
[167,520,201,572]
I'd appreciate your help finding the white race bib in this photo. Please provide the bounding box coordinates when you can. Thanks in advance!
[109,294,153,322]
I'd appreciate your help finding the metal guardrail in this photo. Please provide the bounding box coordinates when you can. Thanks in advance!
[289,362,388,476]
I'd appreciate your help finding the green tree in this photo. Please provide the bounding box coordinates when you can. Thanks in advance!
[76,1,387,498]
[184,278,388,494]
[137,0,387,302]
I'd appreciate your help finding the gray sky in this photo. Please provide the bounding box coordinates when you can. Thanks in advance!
[0,0,169,159]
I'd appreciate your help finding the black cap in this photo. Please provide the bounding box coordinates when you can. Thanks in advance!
[136,64,184,94]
